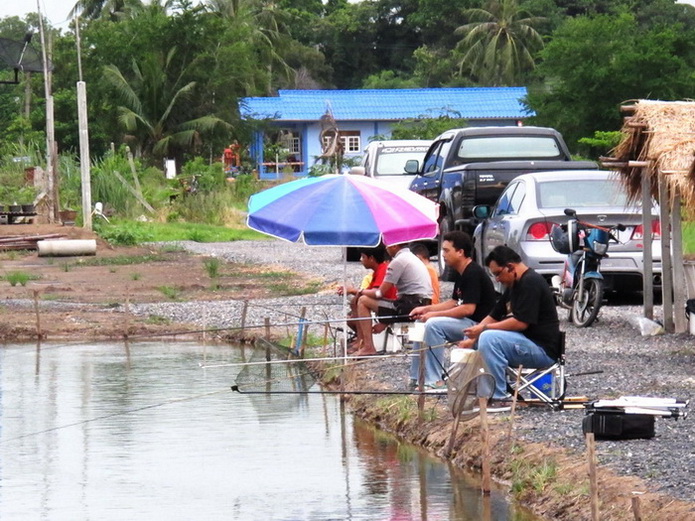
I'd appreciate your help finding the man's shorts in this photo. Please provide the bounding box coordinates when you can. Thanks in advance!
[377,295,432,324]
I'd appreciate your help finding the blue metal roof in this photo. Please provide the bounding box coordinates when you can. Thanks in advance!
[240,88,532,121]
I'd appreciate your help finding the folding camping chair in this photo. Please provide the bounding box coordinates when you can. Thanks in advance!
[506,331,566,410]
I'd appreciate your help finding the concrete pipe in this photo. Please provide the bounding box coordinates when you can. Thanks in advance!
[37,239,97,257]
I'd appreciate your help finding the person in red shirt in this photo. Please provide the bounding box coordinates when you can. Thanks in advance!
[337,245,396,353]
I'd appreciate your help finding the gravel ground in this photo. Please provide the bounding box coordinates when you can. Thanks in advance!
[135,239,695,503]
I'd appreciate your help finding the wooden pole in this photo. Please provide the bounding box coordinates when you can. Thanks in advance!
[631,493,643,521]
[240,300,248,330]
[479,397,491,495]
[264,317,271,342]
[33,289,42,339]
[672,190,687,333]
[124,289,130,339]
[586,432,600,521]
[507,365,523,442]
[417,343,426,417]
[658,174,674,332]
[641,169,654,319]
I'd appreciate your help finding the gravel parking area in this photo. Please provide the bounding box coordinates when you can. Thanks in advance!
[136,239,695,503]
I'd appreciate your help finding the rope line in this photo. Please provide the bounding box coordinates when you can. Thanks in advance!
[1,388,228,445]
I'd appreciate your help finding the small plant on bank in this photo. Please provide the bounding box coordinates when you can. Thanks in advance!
[62,263,71,272]
[157,285,180,300]
[130,272,141,280]
[203,257,221,278]
[4,271,37,286]
[146,315,171,325]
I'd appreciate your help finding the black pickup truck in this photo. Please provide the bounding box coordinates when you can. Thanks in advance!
[406,126,597,275]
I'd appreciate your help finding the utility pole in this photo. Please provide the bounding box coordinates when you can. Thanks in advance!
[75,17,92,230]
[38,2,57,223]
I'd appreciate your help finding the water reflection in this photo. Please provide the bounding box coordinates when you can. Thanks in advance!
[0,342,537,521]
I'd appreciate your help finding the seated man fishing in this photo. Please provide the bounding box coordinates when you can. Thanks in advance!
[352,242,432,357]
[408,231,497,391]
[338,244,396,352]
[463,245,561,412]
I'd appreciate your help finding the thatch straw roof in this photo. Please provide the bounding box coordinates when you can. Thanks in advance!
[607,100,695,209]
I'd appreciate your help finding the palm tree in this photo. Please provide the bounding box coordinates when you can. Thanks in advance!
[103,47,231,158]
[69,0,144,21]
[203,0,292,94]
[455,0,544,86]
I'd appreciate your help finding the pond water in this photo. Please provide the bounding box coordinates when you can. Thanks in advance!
[0,341,538,521]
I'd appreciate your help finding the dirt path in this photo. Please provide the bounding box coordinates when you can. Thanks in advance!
[0,223,317,341]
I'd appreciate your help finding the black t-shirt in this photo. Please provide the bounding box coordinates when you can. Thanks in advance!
[489,268,561,359]
[451,261,497,323]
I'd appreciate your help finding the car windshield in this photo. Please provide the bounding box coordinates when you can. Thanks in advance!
[375,146,429,176]
[538,179,631,208]
[457,136,561,159]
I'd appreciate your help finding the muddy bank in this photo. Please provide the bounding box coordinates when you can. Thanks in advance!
[334,364,695,521]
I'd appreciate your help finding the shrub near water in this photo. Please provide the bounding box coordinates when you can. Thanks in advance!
[5,271,37,286]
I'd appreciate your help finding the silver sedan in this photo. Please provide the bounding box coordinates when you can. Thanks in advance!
[472,170,662,293]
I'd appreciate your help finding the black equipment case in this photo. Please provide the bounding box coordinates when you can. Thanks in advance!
[582,410,655,440]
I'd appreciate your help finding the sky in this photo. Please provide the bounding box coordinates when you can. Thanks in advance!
[1,0,695,30]
[0,0,75,29]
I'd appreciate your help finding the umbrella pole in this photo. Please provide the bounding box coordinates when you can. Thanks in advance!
[342,247,348,358]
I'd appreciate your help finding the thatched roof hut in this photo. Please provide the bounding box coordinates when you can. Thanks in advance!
[607,100,695,212]
[603,99,695,333]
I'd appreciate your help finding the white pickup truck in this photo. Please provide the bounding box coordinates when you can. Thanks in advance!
[350,139,432,190]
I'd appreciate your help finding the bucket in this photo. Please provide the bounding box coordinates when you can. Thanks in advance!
[407,321,426,342]
[536,373,554,397]
[450,348,475,365]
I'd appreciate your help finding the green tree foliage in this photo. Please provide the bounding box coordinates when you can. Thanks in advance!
[526,12,695,150]
[390,112,468,140]
[455,0,545,86]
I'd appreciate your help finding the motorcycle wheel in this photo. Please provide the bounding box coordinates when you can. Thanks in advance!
[571,278,603,327]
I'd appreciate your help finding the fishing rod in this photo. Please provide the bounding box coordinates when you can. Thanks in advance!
[230,385,440,396]
[198,341,459,369]
[133,314,414,339]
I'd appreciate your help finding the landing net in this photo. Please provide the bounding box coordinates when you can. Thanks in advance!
[234,338,318,393]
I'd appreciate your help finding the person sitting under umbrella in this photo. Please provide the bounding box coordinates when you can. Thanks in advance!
[337,245,396,352]
[352,242,433,357]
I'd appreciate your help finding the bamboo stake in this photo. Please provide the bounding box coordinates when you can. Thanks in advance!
[631,492,643,521]
[33,289,42,339]
[240,300,248,330]
[507,365,523,442]
[124,288,130,339]
[480,397,491,495]
[586,432,600,521]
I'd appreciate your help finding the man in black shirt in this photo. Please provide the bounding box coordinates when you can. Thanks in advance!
[463,245,560,411]
[408,231,497,391]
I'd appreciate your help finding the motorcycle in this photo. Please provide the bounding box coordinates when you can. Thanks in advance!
[549,208,625,327]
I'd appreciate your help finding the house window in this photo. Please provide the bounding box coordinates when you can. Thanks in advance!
[341,131,361,153]
[323,131,361,153]
[279,131,300,154]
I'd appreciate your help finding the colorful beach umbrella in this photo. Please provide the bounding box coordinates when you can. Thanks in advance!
[247,174,439,246]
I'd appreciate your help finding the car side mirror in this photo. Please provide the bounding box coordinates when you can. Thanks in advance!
[350,166,366,176]
[473,205,491,219]
[404,160,419,175]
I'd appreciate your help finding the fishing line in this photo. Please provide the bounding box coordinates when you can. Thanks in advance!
[0,388,229,445]
[130,314,413,340]
[198,340,458,369]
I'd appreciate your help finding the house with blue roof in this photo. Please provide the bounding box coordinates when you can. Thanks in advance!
[239,87,532,179]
